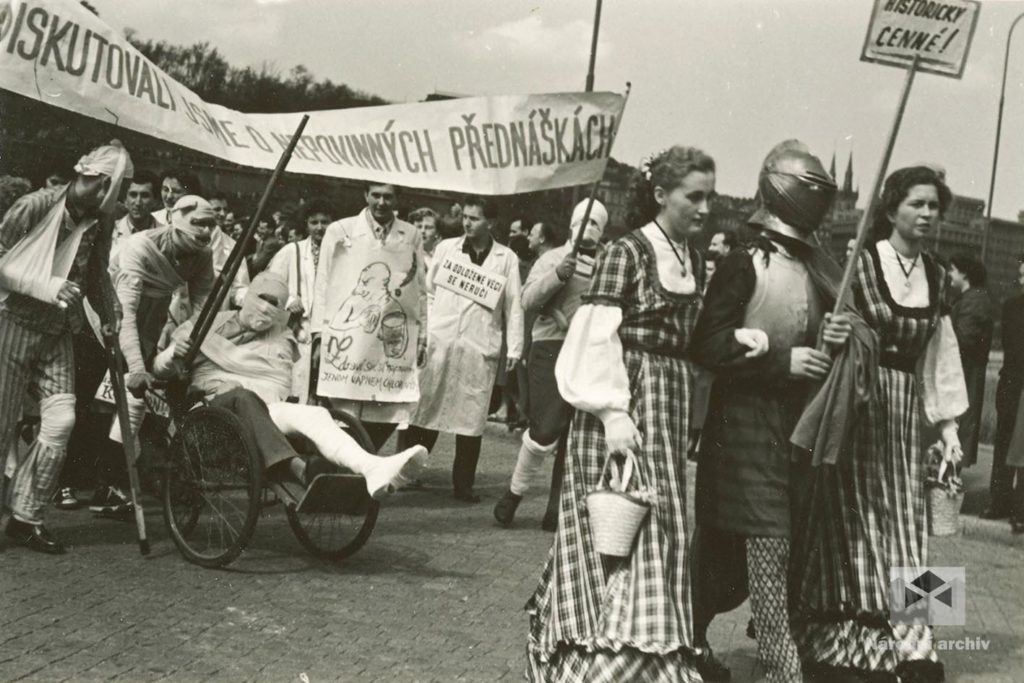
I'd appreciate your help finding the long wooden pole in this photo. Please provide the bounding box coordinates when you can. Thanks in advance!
[571,83,632,255]
[828,55,918,320]
[182,115,309,368]
[103,331,150,555]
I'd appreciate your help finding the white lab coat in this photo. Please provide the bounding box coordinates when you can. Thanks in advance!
[268,238,316,401]
[411,236,523,436]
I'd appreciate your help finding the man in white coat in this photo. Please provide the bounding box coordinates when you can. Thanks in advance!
[312,183,427,451]
[268,198,334,402]
[400,196,524,502]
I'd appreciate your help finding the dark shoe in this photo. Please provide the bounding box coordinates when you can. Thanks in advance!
[89,486,133,515]
[895,660,944,683]
[5,519,66,555]
[541,509,558,532]
[53,487,83,511]
[453,488,481,503]
[493,490,522,527]
[979,507,1010,520]
[694,647,731,682]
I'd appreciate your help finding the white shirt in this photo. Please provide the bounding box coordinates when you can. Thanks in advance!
[876,239,929,307]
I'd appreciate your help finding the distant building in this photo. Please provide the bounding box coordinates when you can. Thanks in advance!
[974,217,1024,304]
[819,152,864,263]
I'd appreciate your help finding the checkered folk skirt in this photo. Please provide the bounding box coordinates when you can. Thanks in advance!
[526,348,701,683]
[793,366,937,672]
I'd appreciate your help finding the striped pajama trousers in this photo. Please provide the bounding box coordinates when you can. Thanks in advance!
[0,315,76,525]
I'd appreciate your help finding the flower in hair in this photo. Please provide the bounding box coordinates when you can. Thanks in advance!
[639,148,668,181]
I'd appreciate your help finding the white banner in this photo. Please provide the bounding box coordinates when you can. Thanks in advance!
[434,256,507,311]
[0,0,625,194]
[860,0,980,79]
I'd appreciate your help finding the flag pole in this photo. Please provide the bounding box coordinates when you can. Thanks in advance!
[182,115,309,368]
[571,83,631,255]
[827,55,918,324]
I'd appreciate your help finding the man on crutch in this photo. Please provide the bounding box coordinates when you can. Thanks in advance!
[0,142,131,555]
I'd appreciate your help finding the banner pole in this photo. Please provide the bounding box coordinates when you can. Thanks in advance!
[182,115,309,368]
[825,55,918,328]
[571,82,631,255]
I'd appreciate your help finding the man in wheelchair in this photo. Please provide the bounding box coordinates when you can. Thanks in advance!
[152,272,427,499]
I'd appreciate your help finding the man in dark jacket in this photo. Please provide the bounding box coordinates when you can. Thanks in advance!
[986,259,1024,520]
[948,255,995,469]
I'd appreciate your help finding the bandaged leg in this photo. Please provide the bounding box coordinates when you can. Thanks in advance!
[510,429,557,496]
[267,402,427,499]
[746,536,802,683]
[8,394,76,525]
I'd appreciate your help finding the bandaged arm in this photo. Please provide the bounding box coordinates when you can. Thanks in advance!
[114,272,149,375]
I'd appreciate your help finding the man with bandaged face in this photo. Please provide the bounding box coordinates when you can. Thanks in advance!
[0,142,130,554]
[80,194,216,513]
[153,272,427,497]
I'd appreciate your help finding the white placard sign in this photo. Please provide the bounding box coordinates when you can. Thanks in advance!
[435,257,507,311]
[860,0,980,79]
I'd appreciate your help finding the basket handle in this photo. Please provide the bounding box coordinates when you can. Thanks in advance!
[597,449,638,493]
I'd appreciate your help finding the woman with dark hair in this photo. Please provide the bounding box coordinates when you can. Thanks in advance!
[526,146,712,682]
[794,166,967,683]
[267,198,335,402]
[948,254,995,469]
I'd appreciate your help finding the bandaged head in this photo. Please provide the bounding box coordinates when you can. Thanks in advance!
[748,140,836,244]
[569,199,609,246]
[240,272,290,333]
[169,195,215,254]
[73,142,134,215]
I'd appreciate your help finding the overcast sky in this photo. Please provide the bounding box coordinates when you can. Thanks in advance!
[92,0,1024,219]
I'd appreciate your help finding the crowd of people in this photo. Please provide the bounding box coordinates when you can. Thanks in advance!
[1,136,1023,683]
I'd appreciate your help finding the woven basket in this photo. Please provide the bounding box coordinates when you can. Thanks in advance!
[586,450,650,557]
[928,487,964,536]
[927,457,964,536]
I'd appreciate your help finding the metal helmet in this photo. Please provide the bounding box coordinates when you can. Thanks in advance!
[748,140,837,244]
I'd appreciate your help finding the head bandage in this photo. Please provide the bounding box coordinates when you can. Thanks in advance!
[569,199,608,244]
[74,143,134,215]
[240,272,290,333]
[169,195,214,254]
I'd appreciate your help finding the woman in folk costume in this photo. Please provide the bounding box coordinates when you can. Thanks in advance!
[688,141,857,683]
[793,166,968,683]
[267,198,334,403]
[493,199,608,529]
[525,146,712,682]
[0,143,130,554]
[153,272,426,497]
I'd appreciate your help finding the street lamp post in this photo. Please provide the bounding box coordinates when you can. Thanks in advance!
[982,11,1024,261]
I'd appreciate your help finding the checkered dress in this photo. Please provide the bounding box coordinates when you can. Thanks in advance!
[793,243,943,672]
[526,231,703,682]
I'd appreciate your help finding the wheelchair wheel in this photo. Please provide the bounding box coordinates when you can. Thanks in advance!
[162,406,263,568]
[286,408,379,560]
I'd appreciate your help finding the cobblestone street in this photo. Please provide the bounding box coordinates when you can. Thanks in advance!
[1,426,1021,682]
